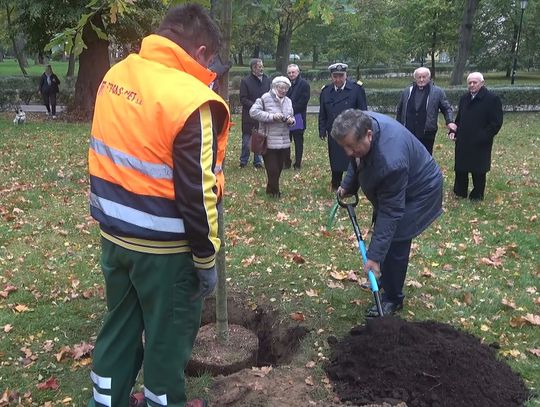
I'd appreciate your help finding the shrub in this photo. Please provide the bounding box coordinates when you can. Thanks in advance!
[366,87,540,113]
[0,75,75,111]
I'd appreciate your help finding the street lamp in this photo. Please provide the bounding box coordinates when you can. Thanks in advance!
[511,0,528,85]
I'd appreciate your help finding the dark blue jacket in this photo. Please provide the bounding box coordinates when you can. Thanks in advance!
[342,112,443,263]
[240,73,271,134]
[319,80,368,171]
[286,75,310,131]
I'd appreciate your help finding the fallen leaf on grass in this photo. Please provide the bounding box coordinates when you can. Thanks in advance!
[501,298,516,309]
[14,304,32,313]
[305,361,316,368]
[463,292,473,305]
[290,311,305,321]
[292,254,305,264]
[525,287,537,295]
[3,324,13,333]
[55,346,71,362]
[36,376,59,391]
[421,268,434,278]
[327,281,344,289]
[534,297,540,305]
[500,349,521,358]
[406,280,422,288]
[71,342,94,360]
[509,314,540,327]
[305,376,314,386]
[305,289,318,297]
[528,349,540,357]
[276,212,289,222]
[0,284,17,298]
[330,271,348,280]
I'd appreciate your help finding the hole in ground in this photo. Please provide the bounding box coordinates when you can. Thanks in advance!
[187,294,309,376]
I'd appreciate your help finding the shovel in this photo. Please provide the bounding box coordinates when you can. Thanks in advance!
[336,192,384,317]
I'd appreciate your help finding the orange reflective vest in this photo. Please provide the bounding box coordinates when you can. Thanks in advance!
[89,35,230,268]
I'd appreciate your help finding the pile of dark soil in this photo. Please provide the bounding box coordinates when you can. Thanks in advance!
[325,317,529,407]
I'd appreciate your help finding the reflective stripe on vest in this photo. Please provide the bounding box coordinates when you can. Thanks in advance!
[90,136,173,180]
[90,192,185,234]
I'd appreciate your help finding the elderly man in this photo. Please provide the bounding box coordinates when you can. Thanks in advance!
[319,63,367,191]
[448,72,503,200]
[284,64,310,170]
[335,109,443,317]
[396,67,456,155]
[239,58,271,169]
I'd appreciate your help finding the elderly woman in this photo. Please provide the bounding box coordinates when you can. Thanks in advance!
[250,76,295,198]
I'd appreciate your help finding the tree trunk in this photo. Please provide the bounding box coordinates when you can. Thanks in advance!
[430,21,437,79]
[450,0,480,86]
[67,50,76,78]
[72,14,110,120]
[506,24,519,78]
[312,44,317,70]
[252,46,260,59]
[275,22,292,74]
[215,0,232,344]
[4,5,28,76]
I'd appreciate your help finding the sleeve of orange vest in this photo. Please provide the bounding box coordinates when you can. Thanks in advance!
[173,102,220,269]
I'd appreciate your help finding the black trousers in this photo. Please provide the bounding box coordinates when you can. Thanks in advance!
[453,171,487,200]
[284,130,305,169]
[263,148,289,196]
[380,239,412,304]
[418,130,437,155]
[331,171,343,190]
[42,91,57,115]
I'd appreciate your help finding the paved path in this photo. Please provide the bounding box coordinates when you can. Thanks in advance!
[21,104,65,113]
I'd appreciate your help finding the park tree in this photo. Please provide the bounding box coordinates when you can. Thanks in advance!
[450,0,480,85]
[0,0,29,75]
[394,0,459,78]
[47,0,166,120]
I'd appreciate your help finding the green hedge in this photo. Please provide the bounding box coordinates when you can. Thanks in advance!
[0,76,75,110]
[228,87,540,115]
[366,87,540,113]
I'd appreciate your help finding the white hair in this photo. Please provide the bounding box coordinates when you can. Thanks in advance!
[413,67,431,79]
[271,76,291,88]
[467,72,484,82]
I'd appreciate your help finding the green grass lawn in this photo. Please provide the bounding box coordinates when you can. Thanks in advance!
[0,112,539,406]
[0,59,76,78]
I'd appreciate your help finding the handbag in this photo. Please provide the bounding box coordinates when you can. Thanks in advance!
[289,113,304,132]
[250,97,267,155]
[250,127,267,155]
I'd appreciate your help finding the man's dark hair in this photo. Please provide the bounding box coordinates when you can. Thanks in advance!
[156,4,221,57]
[331,109,372,142]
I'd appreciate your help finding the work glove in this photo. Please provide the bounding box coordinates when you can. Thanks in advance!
[191,266,217,301]
[319,133,327,140]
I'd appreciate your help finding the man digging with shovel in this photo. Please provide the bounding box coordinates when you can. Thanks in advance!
[333,109,443,317]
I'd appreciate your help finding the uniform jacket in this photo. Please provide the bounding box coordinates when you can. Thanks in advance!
[286,75,310,131]
[319,80,368,171]
[39,73,60,94]
[249,90,294,150]
[396,83,453,137]
[454,86,503,173]
[240,72,271,134]
[89,34,230,269]
[341,112,443,264]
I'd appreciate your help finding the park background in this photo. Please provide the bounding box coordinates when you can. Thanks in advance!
[0,0,539,406]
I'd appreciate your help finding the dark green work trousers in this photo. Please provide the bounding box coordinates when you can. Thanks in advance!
[88,238,203,407]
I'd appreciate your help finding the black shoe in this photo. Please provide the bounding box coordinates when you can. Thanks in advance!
[254,163,264,169]
[239,163,246,168]
[365,301,403,318]
[293,164,301,170]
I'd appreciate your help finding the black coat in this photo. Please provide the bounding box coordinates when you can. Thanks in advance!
[286,75,310,131]
[39,73,60,94]
[342,112,443,263]
[240,73,271,135]
[319,80,368,171]
[454,87,503,173]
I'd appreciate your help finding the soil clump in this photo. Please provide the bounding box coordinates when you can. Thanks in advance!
[325,316,529,407]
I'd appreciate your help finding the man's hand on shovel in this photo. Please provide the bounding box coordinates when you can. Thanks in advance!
[364,259,381,280]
